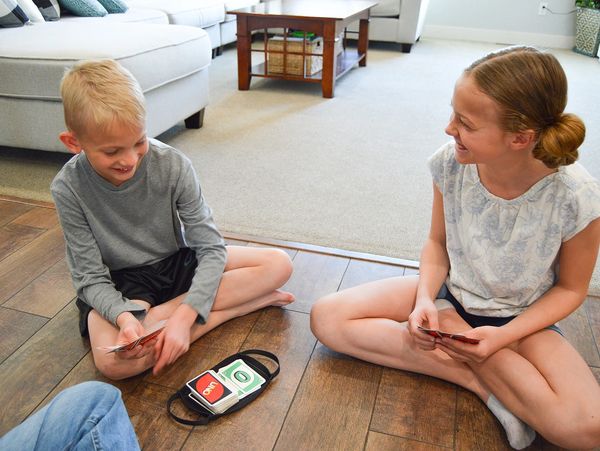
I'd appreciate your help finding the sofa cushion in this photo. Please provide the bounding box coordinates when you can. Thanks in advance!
[33,0,59,20]
[371,0,400,17]
[17,0,44,22]
[127,0,223,27]
[58,0,107,16]
[0,22,211,100]
[60,7,167,23]
[97,0,126,13]
[223,0,259,22]
[0,0,29,27]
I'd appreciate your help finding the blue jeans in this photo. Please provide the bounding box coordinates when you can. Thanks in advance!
[0,381,140,451]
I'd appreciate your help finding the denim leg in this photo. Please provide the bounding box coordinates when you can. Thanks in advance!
[0,381,140,451]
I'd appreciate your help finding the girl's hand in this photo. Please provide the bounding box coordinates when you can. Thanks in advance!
[408,299,440,351]
[435,326,505,363]
[152,304,197,375]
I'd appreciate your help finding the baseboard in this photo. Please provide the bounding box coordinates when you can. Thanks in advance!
[224,232,420,268]
[422,25,575,50]
[0,194,55,209]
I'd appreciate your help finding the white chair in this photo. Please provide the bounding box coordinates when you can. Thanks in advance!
[348,0,431,53]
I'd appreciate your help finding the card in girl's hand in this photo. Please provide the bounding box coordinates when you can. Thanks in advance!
[418,326,443,339]
[418,326,480,344]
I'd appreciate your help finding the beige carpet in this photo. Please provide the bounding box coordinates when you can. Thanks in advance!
[1,38,599,294]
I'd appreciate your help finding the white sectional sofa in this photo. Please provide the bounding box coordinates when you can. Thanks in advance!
[127,0,260,54]
[220,0,260,49]
[128,0,224,55]
[0,0,259,153]
[348,0,431,52]
[1,20,211,152]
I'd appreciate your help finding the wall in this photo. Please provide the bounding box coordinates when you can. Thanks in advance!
[423,0,576,49]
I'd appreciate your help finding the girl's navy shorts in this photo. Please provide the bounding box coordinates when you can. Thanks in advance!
[436,284,563,336]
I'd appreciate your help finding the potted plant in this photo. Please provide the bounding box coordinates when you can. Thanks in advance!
[574,0,600,56]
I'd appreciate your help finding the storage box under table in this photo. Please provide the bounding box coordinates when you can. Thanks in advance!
[266,34,343,76]
[267,36,324,76]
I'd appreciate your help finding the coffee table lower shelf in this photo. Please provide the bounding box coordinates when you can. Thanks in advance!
[250,50,364,83]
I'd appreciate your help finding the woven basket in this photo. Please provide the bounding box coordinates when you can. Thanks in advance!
[267,36,324,76]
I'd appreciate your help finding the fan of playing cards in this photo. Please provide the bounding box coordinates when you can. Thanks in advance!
[97,320,167,353]
[417,325,480,344]
[186,359,266,414]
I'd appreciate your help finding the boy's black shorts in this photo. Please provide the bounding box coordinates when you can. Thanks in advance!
[77,247,198,337]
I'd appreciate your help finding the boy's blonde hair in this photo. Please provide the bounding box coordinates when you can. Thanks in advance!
[60,59,146,138]
[465,46,585,169]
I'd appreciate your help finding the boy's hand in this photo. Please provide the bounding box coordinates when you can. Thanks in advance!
[408,298,440,351]
[152,303,198,375]
[115,312,155,360]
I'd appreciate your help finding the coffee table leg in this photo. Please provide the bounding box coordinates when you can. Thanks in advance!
[358,18,369,67]
[321,20,336,98]
[236,16,252,90]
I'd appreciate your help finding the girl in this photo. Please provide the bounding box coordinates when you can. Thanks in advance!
[310,46,600,449]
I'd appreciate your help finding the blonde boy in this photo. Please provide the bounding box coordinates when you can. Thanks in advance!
[52,60,294,379]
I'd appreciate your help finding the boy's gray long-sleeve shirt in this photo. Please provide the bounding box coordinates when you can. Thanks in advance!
[51,139,227,326]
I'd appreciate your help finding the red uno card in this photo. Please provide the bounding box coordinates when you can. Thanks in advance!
[418,326,480,344]
[418,326,443,339]
[138,327,163,346]
[97,320,166,354]
[186,370,238,412]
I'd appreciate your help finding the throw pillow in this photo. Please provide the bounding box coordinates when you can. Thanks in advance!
[17,0,43,21]
[96,0,126,13]
[57,0,106,16]
[0,0,29,27]
[32,0,59,20]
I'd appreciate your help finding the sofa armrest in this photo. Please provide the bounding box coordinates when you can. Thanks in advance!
[396,0,430,43]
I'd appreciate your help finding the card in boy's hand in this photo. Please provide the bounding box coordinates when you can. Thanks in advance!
[217,359,266,398]
[186,369,239,414]
[98,320,166,353]
[418,326,480,344]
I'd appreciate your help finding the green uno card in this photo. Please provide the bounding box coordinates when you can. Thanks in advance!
[217,359,266,398]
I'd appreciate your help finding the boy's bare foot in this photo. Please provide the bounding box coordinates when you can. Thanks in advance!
[230,290,295,317]
[256,289,295,307]
[270,289,295,306]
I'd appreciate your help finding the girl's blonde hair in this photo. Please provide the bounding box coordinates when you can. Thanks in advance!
[60,59,146,138]
[465,46,585,168]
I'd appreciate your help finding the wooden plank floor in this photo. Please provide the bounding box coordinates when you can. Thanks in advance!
[1,197,599,450]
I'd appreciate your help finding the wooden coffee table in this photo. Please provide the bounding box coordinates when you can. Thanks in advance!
[229,0,378,98]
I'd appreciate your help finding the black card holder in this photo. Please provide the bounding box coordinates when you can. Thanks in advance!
[167,349,279,425]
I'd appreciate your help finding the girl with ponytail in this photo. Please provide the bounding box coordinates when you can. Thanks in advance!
[311,46,600,449]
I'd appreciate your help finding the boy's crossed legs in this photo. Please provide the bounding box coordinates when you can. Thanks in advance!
[88,245,294,380]
[310,275,600,449]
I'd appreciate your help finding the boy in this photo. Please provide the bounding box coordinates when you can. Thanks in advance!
[52,59,294,380]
